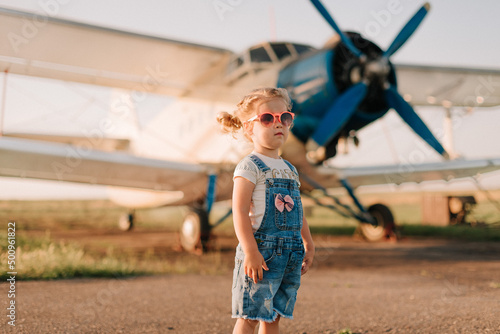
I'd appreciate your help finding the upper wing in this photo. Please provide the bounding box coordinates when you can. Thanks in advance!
[0,137,234,204]
[318,158,500,189]
[3,132,130,151]
[395,64,500,108]
[0,7,236,101]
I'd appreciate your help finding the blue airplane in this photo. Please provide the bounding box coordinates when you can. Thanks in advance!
[0,1,499,251]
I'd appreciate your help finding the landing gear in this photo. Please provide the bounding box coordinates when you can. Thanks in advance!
[300,177,398,242]
[359,204,395,241]
[179,207,211,253]
[118,211,135,231]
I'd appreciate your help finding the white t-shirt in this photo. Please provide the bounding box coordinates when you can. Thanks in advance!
[233,152,300,231]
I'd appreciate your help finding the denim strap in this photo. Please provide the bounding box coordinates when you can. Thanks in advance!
[282,159,298,179]
[248,154,271,173]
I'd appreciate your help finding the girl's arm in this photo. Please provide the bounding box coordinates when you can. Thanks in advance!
[300,215,315,275]
[232,176,269,283]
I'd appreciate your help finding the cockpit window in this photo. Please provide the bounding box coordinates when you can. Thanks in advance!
[227,56,244,74]
[294,44,313,55]
[250,47,272,63]
[271,43,291,60]
[225,42,316,83]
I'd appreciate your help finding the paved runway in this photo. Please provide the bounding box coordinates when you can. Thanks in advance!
[3,238,500,333]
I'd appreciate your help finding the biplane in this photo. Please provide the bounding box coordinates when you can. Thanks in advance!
[0,1,499,251]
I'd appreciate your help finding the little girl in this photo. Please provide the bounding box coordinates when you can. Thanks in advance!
[217,88,315,334]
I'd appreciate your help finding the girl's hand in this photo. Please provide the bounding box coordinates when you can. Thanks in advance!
[301,248,315,275]
[244,250,269,283]
[300,216,315,275]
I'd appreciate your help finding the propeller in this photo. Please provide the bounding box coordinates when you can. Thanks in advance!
[311,81,367,146]
[309,0,364,59]
[308,1,445,161]
[383,3,430,58]
[385,85,449,159]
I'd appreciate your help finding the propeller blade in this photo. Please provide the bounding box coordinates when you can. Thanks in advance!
[383,3,430,58]
[310,0,364,59]
[311,82,368,146]
[385,85,449,159]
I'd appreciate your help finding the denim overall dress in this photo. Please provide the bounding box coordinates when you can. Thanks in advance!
[232,154,305,322]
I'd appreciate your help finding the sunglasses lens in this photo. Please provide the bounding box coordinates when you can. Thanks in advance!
[259,113,275,127]
[280,112,293,126]
[254,112,293,127]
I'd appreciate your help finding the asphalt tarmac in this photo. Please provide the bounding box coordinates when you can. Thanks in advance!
[2,234,500,333]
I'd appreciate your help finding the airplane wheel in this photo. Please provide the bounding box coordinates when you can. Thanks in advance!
[118,212,134,231]
[359,204,395,241]
[180,208,211,253]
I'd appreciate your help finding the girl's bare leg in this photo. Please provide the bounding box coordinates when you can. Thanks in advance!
[233,318,259,334]
[258,316,280,334]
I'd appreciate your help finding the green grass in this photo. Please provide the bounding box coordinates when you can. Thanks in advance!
[0,232,147,280]
[490,282,500,289]
[398,224,500,241]
[337,329,353,334]
[0,230,233,281]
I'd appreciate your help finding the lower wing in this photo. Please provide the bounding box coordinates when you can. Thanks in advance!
[318,158,500,189]
[0,137,234,206]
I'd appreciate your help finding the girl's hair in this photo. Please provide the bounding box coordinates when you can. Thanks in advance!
[217,87,292,137]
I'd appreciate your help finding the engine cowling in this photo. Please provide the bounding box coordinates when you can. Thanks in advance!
[278,32,398,161]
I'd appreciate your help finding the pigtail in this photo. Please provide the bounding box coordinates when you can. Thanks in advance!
[217,111,243,135]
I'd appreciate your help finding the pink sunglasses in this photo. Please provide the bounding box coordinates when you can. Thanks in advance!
[246,111,295,128]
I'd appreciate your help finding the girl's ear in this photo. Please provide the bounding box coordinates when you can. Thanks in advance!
[243,121,254,136]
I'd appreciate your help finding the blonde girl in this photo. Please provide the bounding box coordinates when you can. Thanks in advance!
[218,88,315,334]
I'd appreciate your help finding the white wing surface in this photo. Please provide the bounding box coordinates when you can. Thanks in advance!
[0,7,235,101]
[395,64,500,108]
[0,137,234,204]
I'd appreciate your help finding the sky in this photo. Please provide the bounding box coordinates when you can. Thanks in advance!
[0,0,499,199]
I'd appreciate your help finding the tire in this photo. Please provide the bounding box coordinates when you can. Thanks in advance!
[180,208,211,253]
[118,212,134,231]
[359,204,395,241]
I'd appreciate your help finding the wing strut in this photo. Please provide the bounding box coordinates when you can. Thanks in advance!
[0,70,7,136]
[205,173,218,214]
[300,172,373,224]
[301,171,400,241]
[204,172,233,228]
